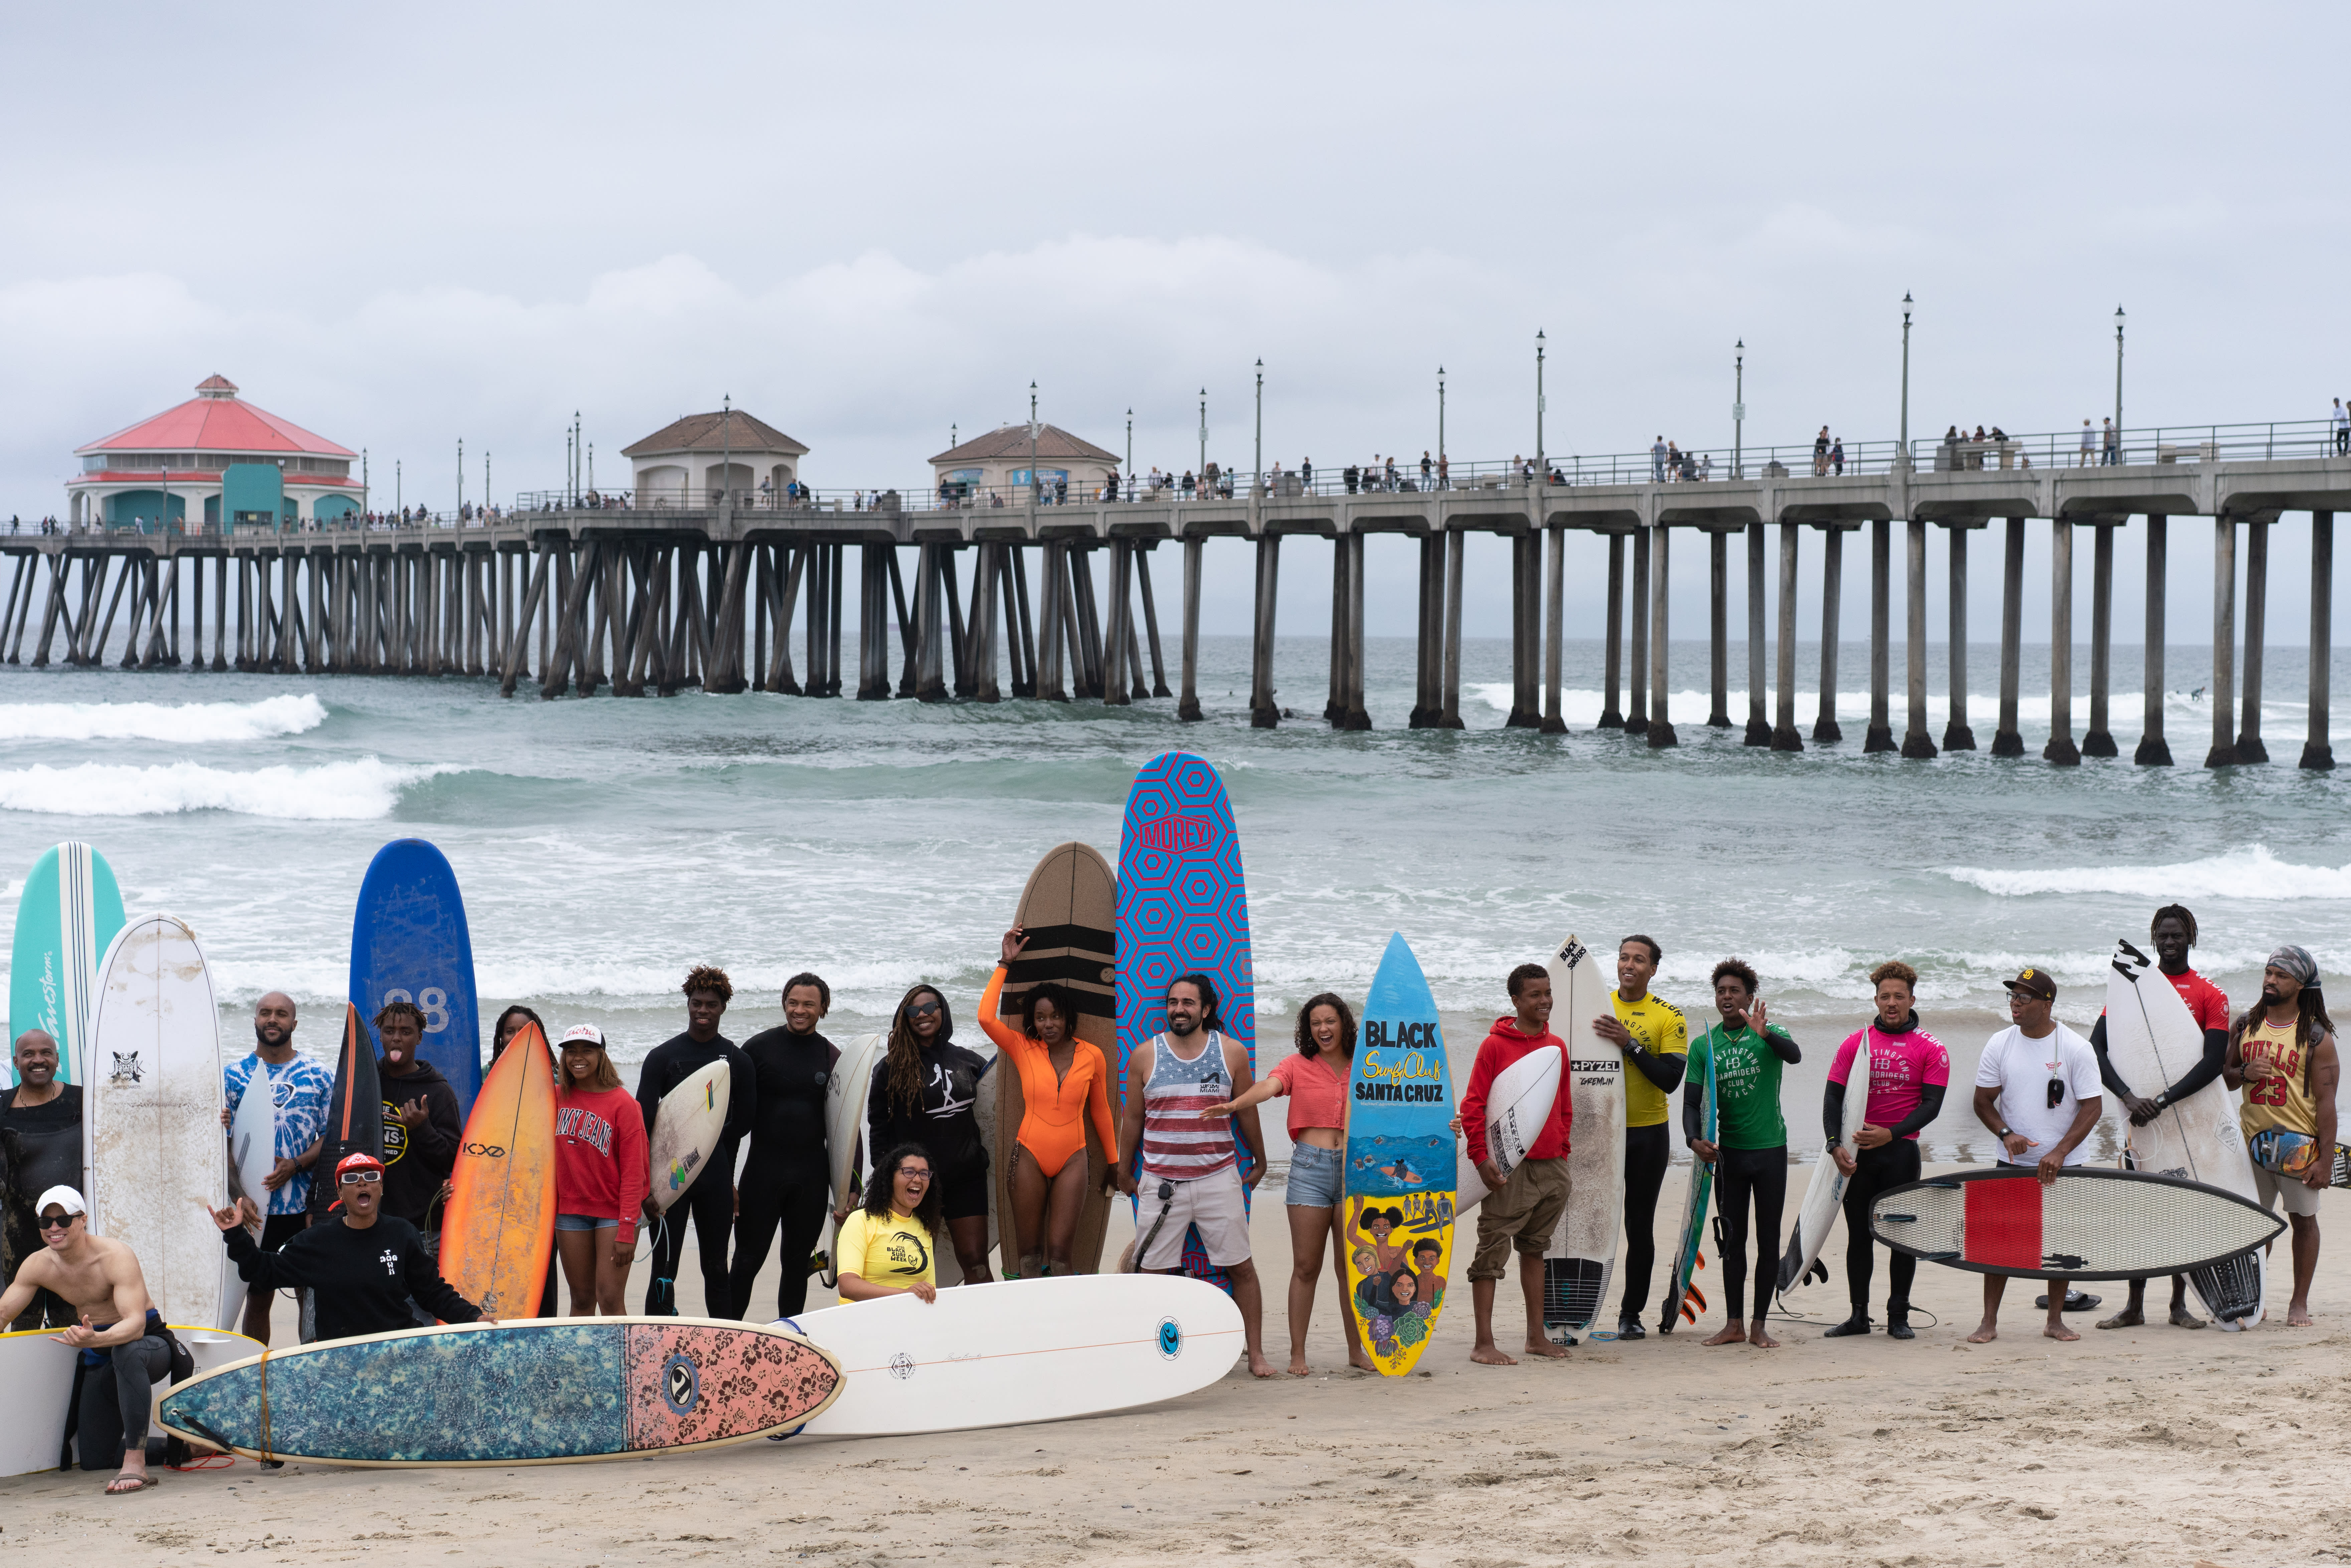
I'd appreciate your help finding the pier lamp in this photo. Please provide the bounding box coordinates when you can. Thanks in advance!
[1733,341,1745,479]
[1253,360,1263,497]
[1534,331,1546,482]
[1197,391,1205,484]
[1898,293,1914,471]
[2114,306,2126,460]
[1437,367,1446,483]
[1028,383,1039,506]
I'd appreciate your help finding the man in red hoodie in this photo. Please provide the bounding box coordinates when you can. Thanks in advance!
[1462,962,1574,1365]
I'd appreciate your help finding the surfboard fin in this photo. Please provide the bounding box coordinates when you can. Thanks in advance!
[1804,1258,1828,1287]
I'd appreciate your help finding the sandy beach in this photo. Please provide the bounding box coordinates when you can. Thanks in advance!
[1,1157,2337,1568]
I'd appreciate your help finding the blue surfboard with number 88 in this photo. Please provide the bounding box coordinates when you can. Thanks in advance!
[349,839,481,1117]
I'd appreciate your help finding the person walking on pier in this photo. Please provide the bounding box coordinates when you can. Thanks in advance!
[2334,398,2348,455]
[1651,437,1668,482]
[1420,452,1433,490]
[1592,935,1687,1340]
[2102,418,2120,465]
[1830,437,1845,476]
[1814,427,1831,476]
[2080,419,2096,466]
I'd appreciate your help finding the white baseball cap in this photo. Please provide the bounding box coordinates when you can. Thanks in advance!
[35,1186,87,1218]
[557,1024,606,1049]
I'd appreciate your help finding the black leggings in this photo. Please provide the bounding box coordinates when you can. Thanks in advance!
[1715,1144,1789,1322]
[648,1141,738,1319]
[1841,1139,1921,1315]
[1619,1123,1671,1318]
[728,1164,830,1321]
[79,1335,169,1468]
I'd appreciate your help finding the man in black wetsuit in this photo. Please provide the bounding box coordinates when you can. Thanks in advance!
[729,972,838,1320]
[2092,904,2235,1330]
[1591,935,1687,1340]
[3,1030,82,1328]
[637,966,753,1317]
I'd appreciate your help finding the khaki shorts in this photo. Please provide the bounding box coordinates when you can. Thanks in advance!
[1470,1157,1569,1281]
[1138,1165,1253,1270]
[2255,1164,2324,1219]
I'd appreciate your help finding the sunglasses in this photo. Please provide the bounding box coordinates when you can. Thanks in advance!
[906,1002,942,1019]
[338,1170,384,1186]
[37,1213,76,1230]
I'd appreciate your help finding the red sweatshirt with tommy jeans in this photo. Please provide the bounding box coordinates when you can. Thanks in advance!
[554,1084,651,1246]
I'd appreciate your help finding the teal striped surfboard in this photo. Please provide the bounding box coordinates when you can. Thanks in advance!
[8,842,126,1086]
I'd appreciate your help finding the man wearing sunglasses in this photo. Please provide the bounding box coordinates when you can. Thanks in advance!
[210,1152,487,1345]
[0,1187,168,1494]
[1967,967,2103,1343]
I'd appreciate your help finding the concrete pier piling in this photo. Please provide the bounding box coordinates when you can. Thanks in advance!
[1865,518,1896,753]
[1993,518,2026,757]
[2238,518,2270,763]
[2305,511,2335,770]
[2082,523,2119,757]
[1626,525,1650,738]
[1772,522,1803,751]
[1941,522,1977,750]
[1901,518,1937,758]
[1648,523,1677,748]
[1743,523,1769,745]
[1814,524,1846,743]
[2136,515,2170,764]
[2208,519,2238,768]
[2045,521,2081,766]
[1599,533,1625,729]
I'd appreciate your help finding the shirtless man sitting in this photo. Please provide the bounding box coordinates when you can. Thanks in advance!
[0,1187,168,1494]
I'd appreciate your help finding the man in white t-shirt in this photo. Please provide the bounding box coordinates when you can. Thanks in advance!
[1966,966,2103,1344]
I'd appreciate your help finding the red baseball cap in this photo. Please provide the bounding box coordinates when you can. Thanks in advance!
[333,1152,386,1182]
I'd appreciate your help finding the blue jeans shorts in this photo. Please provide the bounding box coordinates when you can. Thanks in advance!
[1286,1142,1344,1208]
[555,1213,619,1232]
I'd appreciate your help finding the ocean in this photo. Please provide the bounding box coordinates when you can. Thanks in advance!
[4,632,2346,1165]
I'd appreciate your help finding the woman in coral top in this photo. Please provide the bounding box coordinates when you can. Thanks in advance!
[1200,993,1370,1375]
[978,928,1122,1278]
[552,1024,651,1316]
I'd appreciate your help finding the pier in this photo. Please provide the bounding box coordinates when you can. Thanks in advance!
[3,420,2342,769]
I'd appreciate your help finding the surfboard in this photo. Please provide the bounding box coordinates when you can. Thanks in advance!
[1659,1044,1717,1332]
[226,1059,276,1239]
[85,914,236,1332]
[158,1318,841,1466]
[1870,1167,2286,1279]
[774,1272,1242,1437]
[1777,1024,1872,1298]
[2104,938,2268,1326]
[8,841,125,1088]
[349,839,482,1116]
[1116,754,1255,1294]
[439,1020,558,1320]
[1455,1043,1564,1213]
[1341,933,1455,1376]
[1542,933,1625,1332]
[310,1004,384,1219]
[817,1031,887,1286]
[649,1060,729,1215]
[0,1323,262,1476]
[994,841,1118,1277]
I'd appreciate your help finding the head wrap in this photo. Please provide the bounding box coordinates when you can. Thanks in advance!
[2267,945,2320,989]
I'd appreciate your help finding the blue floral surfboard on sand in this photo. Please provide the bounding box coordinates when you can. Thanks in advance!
[349,839,482,1115]
[1116,753,1254,1293]
[1342,933,1455,1374]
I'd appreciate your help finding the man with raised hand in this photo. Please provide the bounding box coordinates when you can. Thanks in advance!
[1462,963,1572,1366]
[2224,945,2340,1327]
[2091,904,2232,1331]
[1967,967,2103,1343]
[1592,934,1687,1341]
[1686,960,1800,1349]
[220,992,332,1344]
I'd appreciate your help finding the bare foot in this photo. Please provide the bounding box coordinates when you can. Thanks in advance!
[1471,1343,1519,1366]
[1965,1321,1998,1344]
[2288,1306,2315,1327]
[1248,1354,1280,1378]
[2168,1306,2206,1329]
[1523,1336,1571,1359]
[2094,1308,2142,1330]
[1702,1322,1747,1347]
[1286,1357,1312,1377]
[1748,1324,1780,1349]
[2044,1320,2080,1342]
[1347,1349,1379,1372]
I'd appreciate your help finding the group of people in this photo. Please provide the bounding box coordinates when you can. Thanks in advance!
[1650,438,1716,482]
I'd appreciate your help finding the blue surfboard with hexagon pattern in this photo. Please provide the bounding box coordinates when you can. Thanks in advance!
[1116,753,1254,1294]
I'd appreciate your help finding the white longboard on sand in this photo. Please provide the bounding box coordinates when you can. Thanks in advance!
[86,914,238,1331]
[648,1060,730,1215]
[1778,1022,1872,1299]
[775,1273,1242,1437]
[1542,934,1625,1332]
[2105,939,2266,1328]
[1456,1044,1563,1213]
[818,1032,887,1285]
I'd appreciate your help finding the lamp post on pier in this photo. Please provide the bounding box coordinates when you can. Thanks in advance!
[1027,383,1039,506]
[1252,359,1263,496]
[1732,340,1745,479]
[1897,293,1914,472]
[2114,306,2126,463]
[1437,366,1446,486]
[1197,390,1206,486]
[457,438,464,517]
[1534,331,1546,481]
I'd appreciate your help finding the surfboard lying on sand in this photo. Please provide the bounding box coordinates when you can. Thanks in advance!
[439,1020,558,1320]
[649,1060,729,1215]
[159,1319,842,1466]
[1454,1043,1563,1213]
[2104,937,2267,1326]
[1543,934,1623,1333]
[1342,933,1455,1376]
[86,914,236,1332]
[774,1273,1241,1437]
[1778,1036,1870,1298]
[7,841,124,1089]
[1660,1050,1716,1333]
[1869,1168,2286,1280]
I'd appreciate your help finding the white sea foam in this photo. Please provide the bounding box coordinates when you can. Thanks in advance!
[0,757,450,820]
[0,693,328,743]
[1946,845,2351,902]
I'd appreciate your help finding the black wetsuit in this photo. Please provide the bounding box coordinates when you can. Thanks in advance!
[1618,1041,1686,1324]
[1,1084,82,1328]
[866,1035,991,1222]
[728,1025,837,1319]
[636,1031,754,1318]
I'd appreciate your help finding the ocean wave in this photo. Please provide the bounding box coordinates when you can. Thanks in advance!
[1944,846,2351,902]
[0,693,328,743]
[0,758,455,820]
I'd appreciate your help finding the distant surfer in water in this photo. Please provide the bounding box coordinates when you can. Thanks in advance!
[1593,935,1687,1341]
[869,983,993,1284]
[731,974,839,1319]
[553,1025,648,1316]
[2224,944,2338,1327]
[1687,960,1800,1350]
[1823,961,1948,1341]
[2091,905,2232,1331]
[982,929,1122,1278]
[836,1145,943,1304]
[1461,963,1572,1365]
[1202,992,1372,1373]
[636,968,753,1316]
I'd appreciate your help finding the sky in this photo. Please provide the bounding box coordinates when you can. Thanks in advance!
[4,2,2347,643]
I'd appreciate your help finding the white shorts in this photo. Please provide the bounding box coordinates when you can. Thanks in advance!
[2254,1164,2324,1219]
[1137,1165,1251,1270]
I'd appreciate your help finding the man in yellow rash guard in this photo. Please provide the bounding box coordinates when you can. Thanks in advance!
[1592,934,1687,1340]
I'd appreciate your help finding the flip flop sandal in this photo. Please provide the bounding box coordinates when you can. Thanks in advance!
[105,1476,159,1496]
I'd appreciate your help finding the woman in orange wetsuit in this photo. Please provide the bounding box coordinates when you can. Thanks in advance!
[979,926,1122,1276]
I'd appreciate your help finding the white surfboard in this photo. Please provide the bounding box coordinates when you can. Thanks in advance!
[227,1060,276,1239]
[818,1032,888,1285]
[648,1060,730,1216]
[1542,934,1626,1331]
[2104,939,2267,1328]
[86,915,237,1331]
[775,1272,1242,1437]
[1455,1044,1564,1213]
[0,1328,78,1477]
[1777,1022,1872,1298]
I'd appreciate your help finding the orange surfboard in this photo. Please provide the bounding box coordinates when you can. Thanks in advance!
[438,1022,557,1320]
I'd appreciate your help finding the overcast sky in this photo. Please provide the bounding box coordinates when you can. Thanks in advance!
[5,3,2346,646]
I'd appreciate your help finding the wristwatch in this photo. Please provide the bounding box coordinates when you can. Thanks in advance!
[1995,1126,2014,1140]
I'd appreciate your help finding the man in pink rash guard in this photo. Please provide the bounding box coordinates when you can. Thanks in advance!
[1821,959,1949,1340]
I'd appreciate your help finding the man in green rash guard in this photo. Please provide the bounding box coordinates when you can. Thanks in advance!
[1684,960,1801,1349]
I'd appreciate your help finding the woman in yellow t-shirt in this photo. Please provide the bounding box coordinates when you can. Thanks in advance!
[837,1145,945,1304]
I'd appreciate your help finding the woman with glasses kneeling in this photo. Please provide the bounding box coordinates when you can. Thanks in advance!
[836,1145,944,1304]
